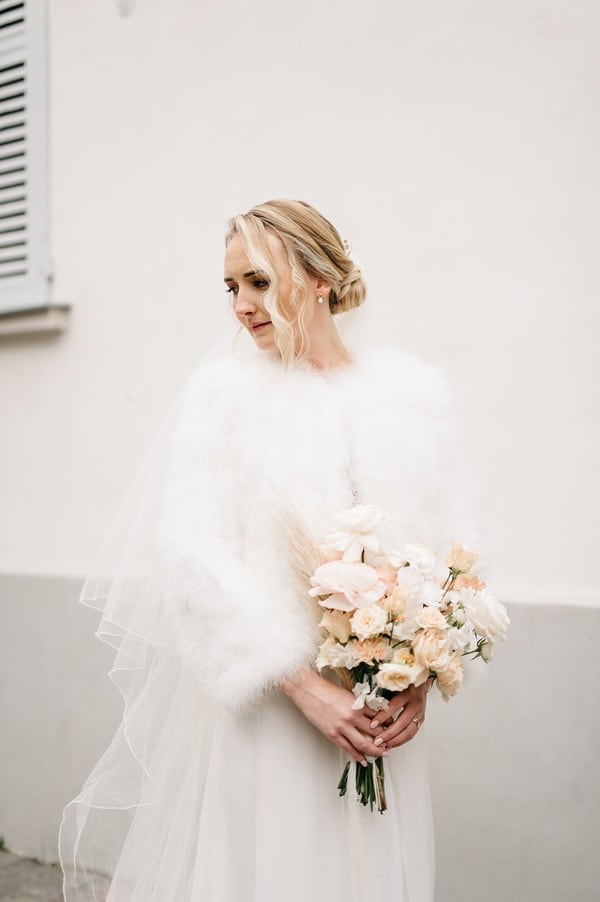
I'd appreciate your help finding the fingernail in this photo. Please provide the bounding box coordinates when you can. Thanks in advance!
[371,720,379,728]
[361,759,368,767]
[374,736,384,746]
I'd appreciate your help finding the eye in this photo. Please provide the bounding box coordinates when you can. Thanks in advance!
[253,279,269,289]
[225,285,238,295]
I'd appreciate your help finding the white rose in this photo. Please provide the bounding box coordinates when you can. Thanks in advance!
[435,654,464,701]
[412,628,451,672]
[462,588,509,641]
[350,603,389,640]
[376,662,413,692]
[480,639,494,662]
[403,543,437,577]
[325,504,388,563]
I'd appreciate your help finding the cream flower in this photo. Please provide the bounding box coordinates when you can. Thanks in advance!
[412,628,451,672]
[403,543,437,577]
[415,607,449,631]
[324,504,388,563]
[447,622,474,654]
[391,647,429,686]
[319,609,352,644]
[383,586,407,619]
[445,541,480,574]
[350,636,393,664]
[350,603,389,640]
[376,662,413,692]
[435,654,464,701]
[461,588,510,641]
[351,681,390,711]
[309,560,386,612]
[316,637,353,670]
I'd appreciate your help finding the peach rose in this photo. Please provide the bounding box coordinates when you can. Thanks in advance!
[415,607,448,631]
[350,636,393,664]
[376,662,413,692]
[412,628,451,672]
[445,542,480,575]
[435,654,464,701]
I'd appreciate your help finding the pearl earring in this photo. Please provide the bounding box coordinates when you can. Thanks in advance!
[317,295,324,304]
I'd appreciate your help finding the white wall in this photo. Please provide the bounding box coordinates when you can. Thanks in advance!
[1,0,598,607]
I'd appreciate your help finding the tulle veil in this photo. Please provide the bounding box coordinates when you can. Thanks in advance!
[58,311,370,900]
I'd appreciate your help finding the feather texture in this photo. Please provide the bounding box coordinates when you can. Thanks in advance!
[157,345,480,710]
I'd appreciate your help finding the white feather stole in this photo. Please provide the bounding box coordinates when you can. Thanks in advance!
[157,345,480,710]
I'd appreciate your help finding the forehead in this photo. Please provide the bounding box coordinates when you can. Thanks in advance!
[224,228,288,276]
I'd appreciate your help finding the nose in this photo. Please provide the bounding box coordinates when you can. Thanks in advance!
[233,287,257,318]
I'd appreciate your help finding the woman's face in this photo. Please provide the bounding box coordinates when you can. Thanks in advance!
[224,230,296,351]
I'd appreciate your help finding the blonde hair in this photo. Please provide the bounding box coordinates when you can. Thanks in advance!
[225,199,366,367]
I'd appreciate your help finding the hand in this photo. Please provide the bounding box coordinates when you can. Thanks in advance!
[280,668,388,767]
[368,678,433,751]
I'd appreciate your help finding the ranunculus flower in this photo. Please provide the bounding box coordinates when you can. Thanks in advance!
[445,541,480,574]
[436,654,464,700]
[412,628,451,672]
[403,543,437,577]
[461,588,509,641]
[415,607,449,631]
[319,609,352,644]
[309,560,386,612]
[324,504,388,563]
[350,603,389,640]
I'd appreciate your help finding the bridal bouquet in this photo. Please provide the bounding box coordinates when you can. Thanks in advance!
[308,504,509,813]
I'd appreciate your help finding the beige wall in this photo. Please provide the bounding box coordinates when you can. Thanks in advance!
[0,0,598,606]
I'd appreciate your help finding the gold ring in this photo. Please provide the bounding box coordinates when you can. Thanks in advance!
[412,716,422,729]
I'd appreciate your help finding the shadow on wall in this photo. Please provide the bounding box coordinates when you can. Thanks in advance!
[0,575,599,901]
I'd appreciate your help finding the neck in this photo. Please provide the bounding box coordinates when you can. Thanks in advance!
[296,318,352,371]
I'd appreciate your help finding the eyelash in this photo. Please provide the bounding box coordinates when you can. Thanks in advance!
[225,279,269,295]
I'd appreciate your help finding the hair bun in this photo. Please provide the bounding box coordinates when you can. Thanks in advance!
[331,263,366,313]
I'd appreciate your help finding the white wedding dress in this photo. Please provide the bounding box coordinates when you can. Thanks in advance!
[60,337,478,902]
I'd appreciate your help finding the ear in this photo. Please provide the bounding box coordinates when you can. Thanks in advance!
[314,276,333,297]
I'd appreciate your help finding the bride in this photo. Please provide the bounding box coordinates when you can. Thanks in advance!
[60,199,478,901]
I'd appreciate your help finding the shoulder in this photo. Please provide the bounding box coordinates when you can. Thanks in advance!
[350,344,454,412]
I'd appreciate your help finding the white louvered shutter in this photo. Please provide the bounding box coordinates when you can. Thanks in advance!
[0,0,49,314]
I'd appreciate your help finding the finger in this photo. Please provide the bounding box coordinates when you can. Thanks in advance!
[346,725,389,760]
[369,692,408,728]
[385,717,422,749]
[336,734,370,767]
[374,704,424,747]
[354,710,385,736]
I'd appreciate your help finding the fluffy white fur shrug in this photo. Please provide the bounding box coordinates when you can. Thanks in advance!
[157,344,479,711]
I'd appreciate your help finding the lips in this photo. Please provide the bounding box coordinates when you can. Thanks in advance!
[251,321,271,330]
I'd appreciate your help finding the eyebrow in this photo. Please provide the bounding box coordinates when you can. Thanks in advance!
[224,270,259,283]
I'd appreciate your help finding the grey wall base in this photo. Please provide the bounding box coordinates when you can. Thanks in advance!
[1,574,598,901]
